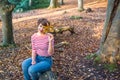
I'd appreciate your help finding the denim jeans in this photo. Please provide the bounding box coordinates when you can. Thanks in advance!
[22,55,53,80]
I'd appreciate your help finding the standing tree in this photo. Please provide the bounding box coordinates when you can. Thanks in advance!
[0,0,20,46]
[59,0,64,5]
[48,0,60,8]
[96,0,120,63]
[78,0,84,11]
[29,0,32,7]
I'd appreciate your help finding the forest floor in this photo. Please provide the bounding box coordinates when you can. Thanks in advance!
[1,0,120,80]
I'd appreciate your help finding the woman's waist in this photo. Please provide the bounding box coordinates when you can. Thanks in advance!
[36,50,48,54]
[36,53,51,58]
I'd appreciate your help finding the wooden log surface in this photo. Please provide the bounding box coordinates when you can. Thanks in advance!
[53,26,75,34]
[39,70,57,80]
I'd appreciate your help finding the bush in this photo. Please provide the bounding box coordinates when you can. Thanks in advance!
[14,0,50,13]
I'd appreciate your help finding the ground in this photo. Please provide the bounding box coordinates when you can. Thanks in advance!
[0,0,120,80]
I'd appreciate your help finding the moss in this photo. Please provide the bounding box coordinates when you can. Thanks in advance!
[0,43,16,48]
[104,63,117,72]
[78,8,84,12]
[94,56,101,63]
[70,16,83,20]
[85,53,102,65]
[85,53,97,60]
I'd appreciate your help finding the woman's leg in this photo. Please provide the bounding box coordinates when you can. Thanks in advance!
[22,58,32,80]
[28,57,52,80]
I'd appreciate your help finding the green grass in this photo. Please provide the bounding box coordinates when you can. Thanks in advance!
[85,53,97,60]
[85,54,118,72]
[104,63,117,72]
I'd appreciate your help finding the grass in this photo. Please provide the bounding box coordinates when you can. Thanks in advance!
[104,63,117,72]
[85,53,118,72]
[85,53,97,60]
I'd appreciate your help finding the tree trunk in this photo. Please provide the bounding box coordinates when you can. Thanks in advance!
[29,0,32,7]
[59,0,64,5]
[97,0,120,63]
[78,0,84,11]
[39,70,57,80]
[0,4,15,46]
[48,0,60,8]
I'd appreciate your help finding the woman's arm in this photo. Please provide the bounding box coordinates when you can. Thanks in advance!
[31,50,36,65]
[31,35,37,65]
[48,33,54,55]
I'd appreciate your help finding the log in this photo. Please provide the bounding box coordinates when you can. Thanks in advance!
[53,26,75,34]
[25,41,69,50]
[39,70,57,80]
[54,41,69,48]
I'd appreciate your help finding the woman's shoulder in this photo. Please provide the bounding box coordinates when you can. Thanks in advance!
[31,33,37,38]
[47,33,54,37]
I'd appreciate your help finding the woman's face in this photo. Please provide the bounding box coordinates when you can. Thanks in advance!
[38,24,44,32]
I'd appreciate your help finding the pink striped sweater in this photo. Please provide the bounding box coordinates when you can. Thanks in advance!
[31,33,54,57]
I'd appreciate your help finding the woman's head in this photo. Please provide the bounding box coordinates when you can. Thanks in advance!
[37,18,50,26]
[37,18,50,33]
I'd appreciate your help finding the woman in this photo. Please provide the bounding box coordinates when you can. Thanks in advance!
[22,18,54,80]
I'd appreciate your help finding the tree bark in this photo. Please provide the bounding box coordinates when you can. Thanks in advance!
[0,3,15,46]
[29,0,32,7]
[97,0,120,63]
[39,70,57,80]
[78,0,84,11]
[48,0,60,8]
[59,0,64,5]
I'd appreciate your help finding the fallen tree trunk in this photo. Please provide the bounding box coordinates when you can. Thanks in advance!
[53,26,75,34]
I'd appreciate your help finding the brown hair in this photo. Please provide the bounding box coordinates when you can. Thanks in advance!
[37,18,50,26]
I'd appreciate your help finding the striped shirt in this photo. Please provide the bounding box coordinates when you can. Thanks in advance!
[31,33,54,57]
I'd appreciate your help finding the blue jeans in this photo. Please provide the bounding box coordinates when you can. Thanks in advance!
[22,55,53,80]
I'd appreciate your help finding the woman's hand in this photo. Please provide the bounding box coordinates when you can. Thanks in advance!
[31,60,36,65]
[47,33,54,55]
[48,33,54,42]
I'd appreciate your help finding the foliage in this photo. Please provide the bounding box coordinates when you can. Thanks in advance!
[94,55,101,63]
[14,0,50,12]
[85,53,97,60]
[43,26,54,33]
[8,0,21,5]
[31,0,50,9]
[1,1,120,79]
[14,0,29,12]
[85,53,101,63]
[86,54,117,72]
[104,63,117,72]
